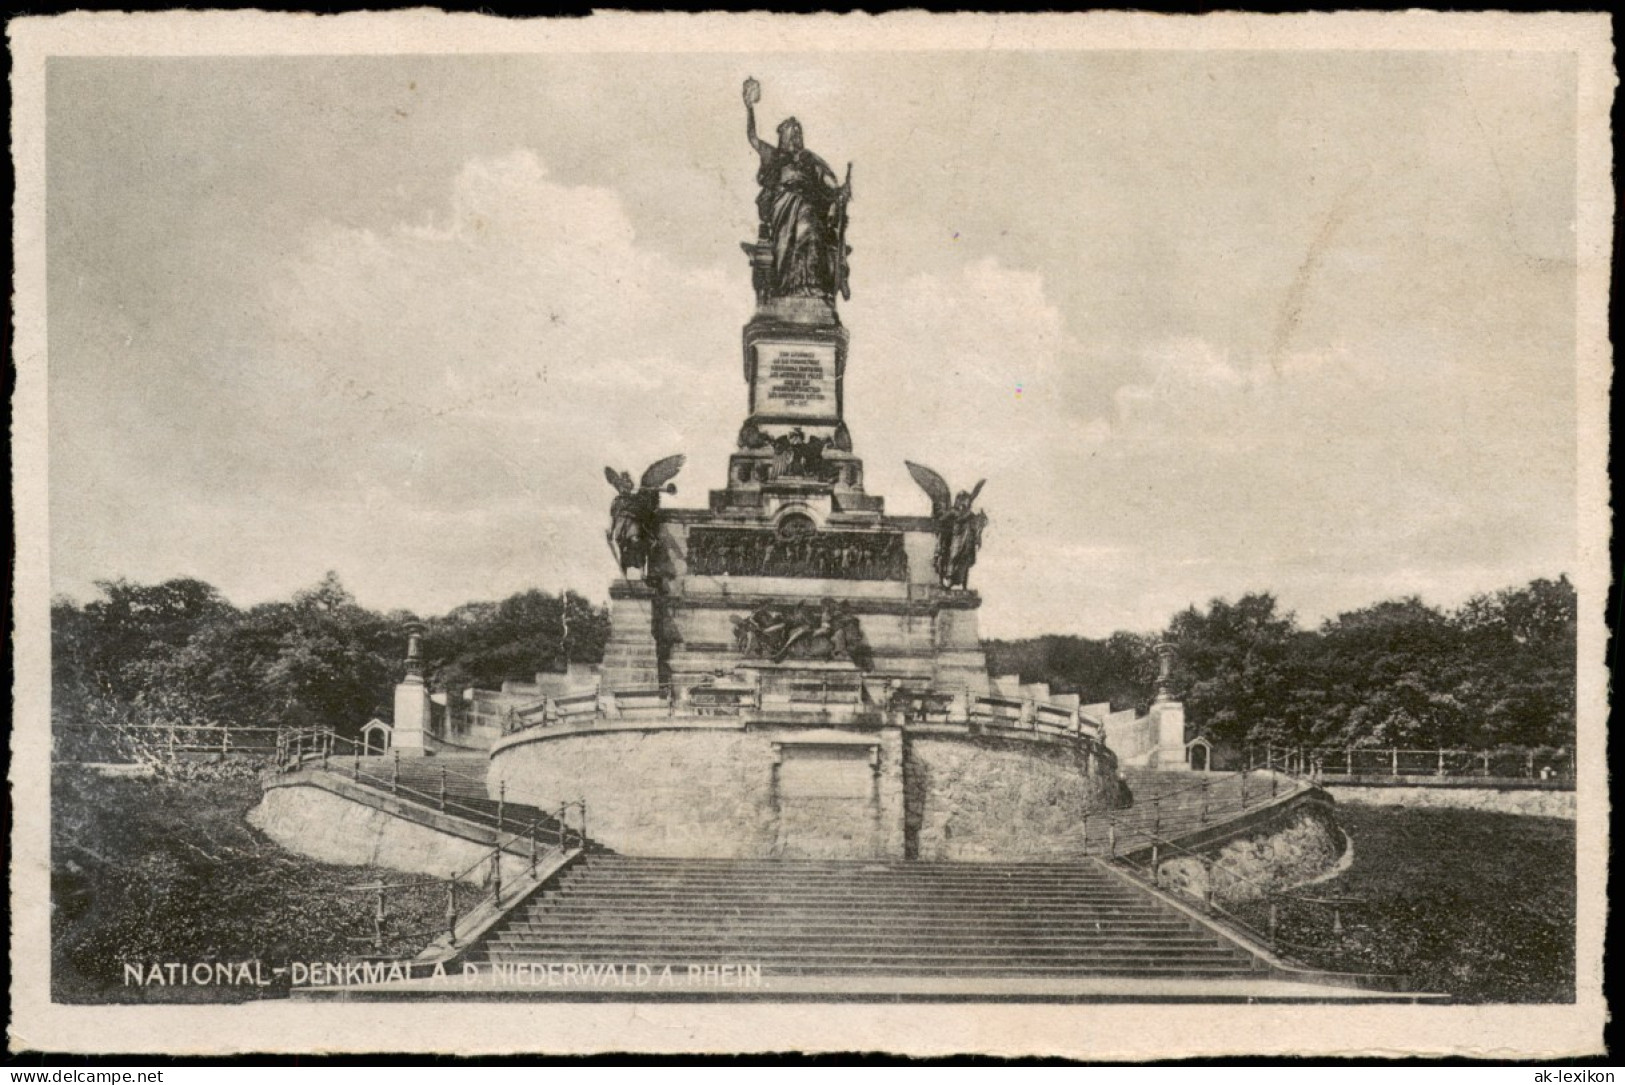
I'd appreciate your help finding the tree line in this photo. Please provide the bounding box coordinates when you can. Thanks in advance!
[51,571,608,743]
[986,575,1576,752]
[53,571,1574,753]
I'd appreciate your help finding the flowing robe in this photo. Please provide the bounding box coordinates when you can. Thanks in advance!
[757,149,839,297]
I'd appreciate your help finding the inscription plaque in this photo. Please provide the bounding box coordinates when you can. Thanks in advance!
[754,340,838,419]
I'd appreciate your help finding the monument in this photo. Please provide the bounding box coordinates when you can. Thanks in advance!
[596,77,994,701]
[470,80,1126,860]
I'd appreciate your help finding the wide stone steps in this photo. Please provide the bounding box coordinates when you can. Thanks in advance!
[514,919,1184,938]
[488,933,1228,954]
[536,896,1170,909]
[474,855,1261,980]
[475,954,1258,978]
[548,884,1143,902]
[494,929,1213,949]
[565,870,1137,883]
[479,952,1255,975]
[510,913,1189,932]
[568,869,1123,884]
[506,908,1192,927]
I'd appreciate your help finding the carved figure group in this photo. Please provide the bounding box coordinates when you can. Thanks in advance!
[743,77,852,302]
[738,423,849,483]
[731,599,865,665]
[770,428,840,482]
[603,454,686,577]
[690,529,907,582]
[905,461,989,590]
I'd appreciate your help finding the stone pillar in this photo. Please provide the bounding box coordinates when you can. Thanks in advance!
[932,596,991,696]
[392,621,430,756]
[875,725,908,860]
[1151,642,1188,769]
[1153,641,1177,703]
[600,581,662,690]
[1152,701,1188,770]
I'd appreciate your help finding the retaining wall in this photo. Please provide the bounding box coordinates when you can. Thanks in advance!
[490,721,1117,860]
[904,731,1116,861]
[250,782,499,883]
[1156,805,1346,904]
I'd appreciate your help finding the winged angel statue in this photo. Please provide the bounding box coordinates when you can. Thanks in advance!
[905,462,989,591]
[604,455,686,577]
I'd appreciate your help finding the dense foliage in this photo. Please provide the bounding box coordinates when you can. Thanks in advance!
[987,575,1576,751]
[52,573,608,744]
[55,571,1571,753]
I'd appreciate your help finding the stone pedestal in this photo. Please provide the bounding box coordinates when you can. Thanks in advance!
[1151,699,1189,770]
[392,678,430,756]
[932,597,991,696]
[601,580,662,690]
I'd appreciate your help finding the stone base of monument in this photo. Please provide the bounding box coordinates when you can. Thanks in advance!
[488,709,1118,861]
[601,580,662,690]
[391,677,430,756]
[1150,700,1190,770]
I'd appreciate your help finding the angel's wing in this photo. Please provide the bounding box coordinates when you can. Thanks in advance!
[966,479,987,506]
[639,453,687,491]
[904,461,952,516]
[604,467,633,495]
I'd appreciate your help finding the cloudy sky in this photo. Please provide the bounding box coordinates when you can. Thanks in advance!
[46,50,1578,637]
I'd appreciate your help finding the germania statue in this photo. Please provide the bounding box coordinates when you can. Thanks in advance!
[743,77,853,302]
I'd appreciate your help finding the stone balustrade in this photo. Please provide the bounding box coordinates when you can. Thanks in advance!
[490,674,1107,752]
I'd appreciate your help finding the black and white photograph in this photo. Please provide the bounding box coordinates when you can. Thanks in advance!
[8,10,1611,1059]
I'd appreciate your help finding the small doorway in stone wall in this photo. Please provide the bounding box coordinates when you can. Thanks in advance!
[1187,735,1212,772]
[770,737,883,860]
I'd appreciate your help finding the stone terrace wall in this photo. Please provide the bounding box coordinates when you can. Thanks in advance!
[904,732,1117,862]
[491,723,1119,861]
[250,783,495,884]
[493,728,775,858]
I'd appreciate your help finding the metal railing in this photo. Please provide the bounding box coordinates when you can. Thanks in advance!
[276,727,589,961]
[276,729,581,842]
[343,800,589,958]
[1058,765,1313,860]
[1066,760,1390,979]
[1250,744,1575,783]
[1105,821,1373,972]
[56,721,292,762]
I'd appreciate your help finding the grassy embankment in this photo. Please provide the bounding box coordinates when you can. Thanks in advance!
[1236,804,1576,1003]
[51,763,477,1003]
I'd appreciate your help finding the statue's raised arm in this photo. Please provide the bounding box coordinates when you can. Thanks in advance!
[742,77,770,158]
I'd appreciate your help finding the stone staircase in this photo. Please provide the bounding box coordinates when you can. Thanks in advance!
[283,764,1429,1000]
[472,854,1262,979]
